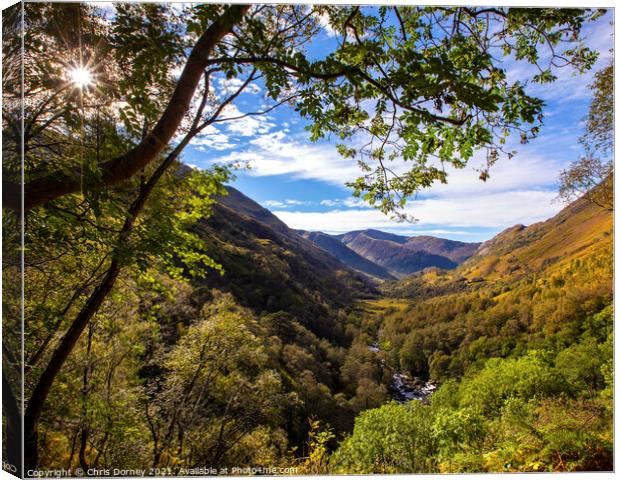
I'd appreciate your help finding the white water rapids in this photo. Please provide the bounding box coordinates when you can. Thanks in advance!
[368,342,437,402]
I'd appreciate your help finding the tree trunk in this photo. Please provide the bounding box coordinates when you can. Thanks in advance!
[3,5,250,212]
[19,6,247,463]
[24,262,120,470]
[78,322,94,471]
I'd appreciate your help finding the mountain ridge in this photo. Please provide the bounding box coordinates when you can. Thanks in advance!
[297,230,396,281]
[191,186,378,342]
[334,229,480,279]
[385,195,613,298]
[219,186,482,282]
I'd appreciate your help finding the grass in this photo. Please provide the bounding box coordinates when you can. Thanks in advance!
[359,298,411,314]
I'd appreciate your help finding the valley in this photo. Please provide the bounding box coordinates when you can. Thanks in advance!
[186,185,613,472]
[208,186,613,473]
[22,180,613,474]
[8,4,613,476]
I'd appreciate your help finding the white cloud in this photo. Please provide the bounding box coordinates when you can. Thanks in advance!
[208,115,570,195]
[217,77,261,95]
[248,84,261,95]
[262,199,313,209]
[273,189,561,233]
[218,104,276,137]
[319,197,371,208]
[315,12,338,37]
[285,199,312,206]
[209,132,362,185]
[201,115,572,239]
[191,125,234,151]
[343,197,367,208]
[218,77,245,94]
[407,190,560,227]
[424,150,564,197]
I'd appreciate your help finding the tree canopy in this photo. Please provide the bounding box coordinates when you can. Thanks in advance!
[558,60,613,211]
[583,61,614,155]
[4,4,604,215]
[1,3,609,473]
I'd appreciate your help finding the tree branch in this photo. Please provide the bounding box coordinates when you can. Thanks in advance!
[204,56,469,126]
[22,63,226,469]
[4,5,250,212]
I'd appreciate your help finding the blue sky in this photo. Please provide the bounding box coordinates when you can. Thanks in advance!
[179,7,614,243]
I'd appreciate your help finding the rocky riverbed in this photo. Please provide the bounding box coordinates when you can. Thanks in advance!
[390,373,437,403]
[367,342,437,402]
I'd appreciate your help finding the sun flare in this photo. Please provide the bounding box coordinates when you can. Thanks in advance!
[68,66,93,88]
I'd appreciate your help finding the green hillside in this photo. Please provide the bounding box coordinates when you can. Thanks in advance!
[328,198,613,473]
[26,184,394,471]
[192,188,377,342]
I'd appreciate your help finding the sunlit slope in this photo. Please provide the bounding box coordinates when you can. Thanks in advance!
[378,195,613,385]
[389,197,612,297]
[463,196,612,280]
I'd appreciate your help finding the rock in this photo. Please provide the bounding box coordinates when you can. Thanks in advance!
[390,374,437,403]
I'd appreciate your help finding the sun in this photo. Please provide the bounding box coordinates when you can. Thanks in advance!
[68,66,94,88]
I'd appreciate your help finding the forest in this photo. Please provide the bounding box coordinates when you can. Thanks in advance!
[1,2,613,476]
[335,194,613,472]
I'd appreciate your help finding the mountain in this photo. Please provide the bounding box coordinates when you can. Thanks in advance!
[402,236,480,263]
[338,230,480,279]
[218,185,290,234]
[337,229,409,244]
[216,189,477,284]
[459,194,613,281]
[386,196,613,298]
[190,187,377,342]
[297,230,395,281]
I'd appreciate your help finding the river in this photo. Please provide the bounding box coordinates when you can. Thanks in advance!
[390,373,437,403]
[369,342,437,403]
